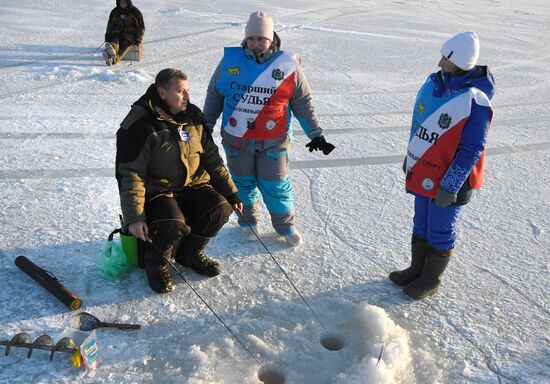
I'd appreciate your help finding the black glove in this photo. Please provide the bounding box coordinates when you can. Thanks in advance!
[226,193,242,206]
[305,135,335,155]
[133,40,141,46]
[434,187,457,208]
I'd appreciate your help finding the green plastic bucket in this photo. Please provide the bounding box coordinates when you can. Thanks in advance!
[120,232,138,266]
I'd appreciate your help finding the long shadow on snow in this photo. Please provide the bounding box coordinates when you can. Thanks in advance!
[0,225,287,325]
[0,44,101,69]
[0,236,436,383]
[0,45,94,54]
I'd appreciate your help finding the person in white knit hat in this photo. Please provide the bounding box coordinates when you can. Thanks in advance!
[203,11,335,247]
[440,31,480,71]
[390,32,495,300]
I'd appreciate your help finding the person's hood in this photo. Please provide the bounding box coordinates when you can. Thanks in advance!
[116,0,134,11]
[464,66,495,100]
[136,84,170,115]
[434,66,495,100]
[119,84,163,129]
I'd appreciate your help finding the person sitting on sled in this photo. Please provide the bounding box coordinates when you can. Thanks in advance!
[116,68,242,294]
[102,0,145,66]
[390,32,495,300]
[203,11,335,248]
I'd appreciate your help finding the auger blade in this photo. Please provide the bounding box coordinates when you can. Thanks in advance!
[50,337,76,361]
[5,333,32,356]
[28,335,53,358]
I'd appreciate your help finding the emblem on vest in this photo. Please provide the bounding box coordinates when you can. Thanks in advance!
[438,113,452,129]
[226,66,240,76]
[422,178,434,191]
[418,102,425,114]
[272,68,284,81]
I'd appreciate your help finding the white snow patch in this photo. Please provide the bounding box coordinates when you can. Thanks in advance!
[334,304,413,384]
[177,302,417,383]
[34,65,152,84]
[158,8,186,14]
[246,334,271,354]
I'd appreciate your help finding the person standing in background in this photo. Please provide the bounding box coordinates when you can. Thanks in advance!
[390,32,495,300]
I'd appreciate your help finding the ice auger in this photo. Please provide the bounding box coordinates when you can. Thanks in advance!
[0,332,80,366]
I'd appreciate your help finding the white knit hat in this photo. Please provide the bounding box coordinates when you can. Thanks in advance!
[440,32,480,71]
[245,11,274,41]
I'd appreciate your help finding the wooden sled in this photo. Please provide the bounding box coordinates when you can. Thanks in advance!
[121,44,142,63]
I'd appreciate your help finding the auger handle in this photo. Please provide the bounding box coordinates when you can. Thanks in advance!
[99,322,141,330]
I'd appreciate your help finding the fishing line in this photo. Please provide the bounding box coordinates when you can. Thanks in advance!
[146,235,263,366]
[236,210,327,331]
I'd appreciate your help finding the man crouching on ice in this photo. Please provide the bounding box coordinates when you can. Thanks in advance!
[115,68,242,293]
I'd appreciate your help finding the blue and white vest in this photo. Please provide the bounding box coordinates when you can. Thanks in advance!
[406,77,492,198]
[216,47,297,140]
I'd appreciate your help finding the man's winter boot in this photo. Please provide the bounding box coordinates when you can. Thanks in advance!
[175,234,221,277]
[389,235,427,286]
[283,229,304,248]
[240,225,258,241]
[102,42,116,66]
[403,246,452,300]
[143,250,173,294]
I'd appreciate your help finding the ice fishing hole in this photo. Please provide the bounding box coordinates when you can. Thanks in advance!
[258,366,286,384]
[320,332,345,351]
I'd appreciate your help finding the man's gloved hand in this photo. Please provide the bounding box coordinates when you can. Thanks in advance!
[134,40,141,46]
[434,187,457,208]
[226,193,242,205]
[226,193,243,212]
[305,135,335,155]
[402,156,407,174]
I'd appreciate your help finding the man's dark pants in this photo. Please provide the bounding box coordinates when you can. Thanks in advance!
[143,184,232,284]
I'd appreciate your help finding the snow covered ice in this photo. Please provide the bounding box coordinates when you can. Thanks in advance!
[1,0,549,383]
